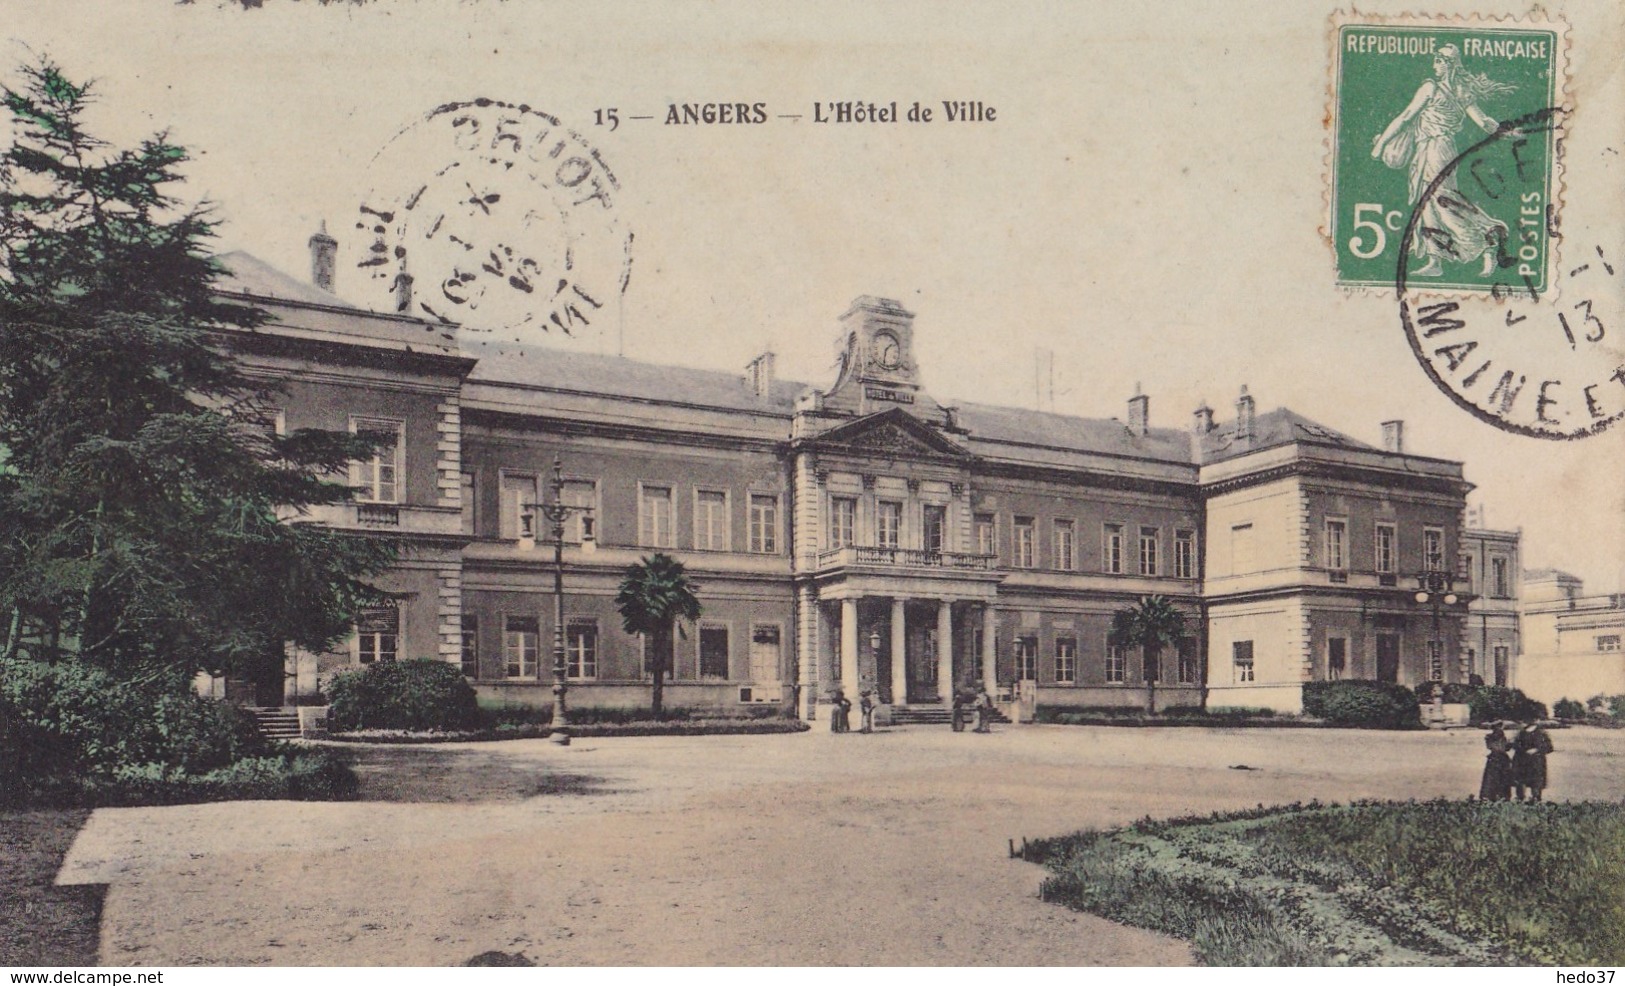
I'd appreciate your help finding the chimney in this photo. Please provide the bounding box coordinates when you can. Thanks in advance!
[392,265,414,315]
[1127,383,1149,436]
[746,351,776,398]
[1192,402,1215,435]
[308,221,337,293]
[1235,385,1255,443]
[1382,419,1405,453]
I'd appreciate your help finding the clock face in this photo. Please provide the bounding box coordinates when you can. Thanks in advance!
[874,331,901,370]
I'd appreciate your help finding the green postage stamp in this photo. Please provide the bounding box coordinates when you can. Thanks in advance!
[1329,13,1567,293]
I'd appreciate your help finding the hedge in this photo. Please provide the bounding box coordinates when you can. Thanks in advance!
[1301,680,1422,729]
[326,659,482,733]
[1464,686,1547,725]
[324,717,811,744]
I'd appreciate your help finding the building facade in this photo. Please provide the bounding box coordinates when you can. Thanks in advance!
[216,240,1485,716]
[1518,570,1625,706]
[1461,522,1521,688]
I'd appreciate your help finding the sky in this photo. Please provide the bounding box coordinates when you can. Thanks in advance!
[4,0,1622,590]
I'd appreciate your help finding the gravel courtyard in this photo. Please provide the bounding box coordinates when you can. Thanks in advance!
[55,724,1625,966]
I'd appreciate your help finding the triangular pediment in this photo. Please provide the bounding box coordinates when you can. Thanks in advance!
[804,407,970,459]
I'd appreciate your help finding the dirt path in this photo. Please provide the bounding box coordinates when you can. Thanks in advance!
[55,725,1625,966]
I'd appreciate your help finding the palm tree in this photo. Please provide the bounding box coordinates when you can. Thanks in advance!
[614,553,701,717]
[1109,595,1188,714]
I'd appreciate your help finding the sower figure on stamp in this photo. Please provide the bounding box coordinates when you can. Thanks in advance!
[1372,43,1514,278]
[1479,721,1512,801]
[1512,720,1554,801]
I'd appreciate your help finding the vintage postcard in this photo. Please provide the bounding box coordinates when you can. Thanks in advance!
[1,0,1623,974]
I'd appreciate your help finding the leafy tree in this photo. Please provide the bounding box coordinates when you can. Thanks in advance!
[0,59,395,686]
[1109,595,1188,714]
[614,553,701,717]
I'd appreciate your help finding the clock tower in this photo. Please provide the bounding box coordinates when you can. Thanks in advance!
[822,295,940,417]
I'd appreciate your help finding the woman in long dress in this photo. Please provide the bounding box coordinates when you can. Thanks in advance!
[1371,44,1513,278]
[1479,722,1512,801]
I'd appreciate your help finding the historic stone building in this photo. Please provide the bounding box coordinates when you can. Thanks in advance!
[213,237,1484,716]
[1518,570,1625,707]
[1461,519,1522,688]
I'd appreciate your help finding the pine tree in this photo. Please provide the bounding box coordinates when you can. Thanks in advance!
[0,59,395,685]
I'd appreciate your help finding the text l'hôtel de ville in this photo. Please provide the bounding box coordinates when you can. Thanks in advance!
[662,101,996,124]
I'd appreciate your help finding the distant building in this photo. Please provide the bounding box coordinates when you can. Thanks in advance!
[1461,520,1521,687]
[1518,570,1625,706]
[209,235,1492,715]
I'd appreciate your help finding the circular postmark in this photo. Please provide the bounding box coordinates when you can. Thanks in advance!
[1398,107,1625,440]
[355,99,632,342]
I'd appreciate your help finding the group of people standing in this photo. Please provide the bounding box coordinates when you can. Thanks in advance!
[827,687,996,733]
[1479,720,1554,802]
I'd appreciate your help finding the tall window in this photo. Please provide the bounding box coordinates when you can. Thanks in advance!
[500,473,537,540]
[504,616,538,679]
[460,471,477,536]
[1174,529,1195,579]
[356,605,399,664]
[1105,640,1126,683]
[1233,640,1255,682]
[1491,557,1510,598]
[749,625,782,683]
[1014,517,1036,568]
[1054,636,1077,684]
[1327,637,1347,681]
[1177,638,1199,684]
[1231,523,1255,574]
[877,501,902,549]
[566,621,598,680]
[924,504,947,554]
[1103,523,1124,574]
[1054,520,1076,572]
[1138,526,1159,576]
[352,417,403,503]
[975,513,996,555]
[640,485,674,547]
[561,480,596,543]
[1424,527,1445,571]
[749,494,779,553]
[1014,636,1038,681]
[459,614,478,677]
[694,489,728,550]
[1324,519,1347,570]
[831,496,857,548]
[1375,523,1397,574]
[699,625,730,678]
[1143,642,1162,684]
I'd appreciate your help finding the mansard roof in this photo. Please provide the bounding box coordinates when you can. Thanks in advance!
[1197,407,1379,464]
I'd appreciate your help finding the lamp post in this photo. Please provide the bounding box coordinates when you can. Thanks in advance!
[868,627,883,701]
[1413,570,1460,689]
[519,454,594,747]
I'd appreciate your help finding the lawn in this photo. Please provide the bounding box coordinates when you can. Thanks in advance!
[0,809,103,967]
[1026,800,1625,966]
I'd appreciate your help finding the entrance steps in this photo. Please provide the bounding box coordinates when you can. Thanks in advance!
[888,703,1011,727]
[247,707,304,741]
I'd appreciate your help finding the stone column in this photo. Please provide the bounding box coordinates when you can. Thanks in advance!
[937,599,954,701]
[840,598,860,700]
[981,604,999,695]
[890,597,908,705]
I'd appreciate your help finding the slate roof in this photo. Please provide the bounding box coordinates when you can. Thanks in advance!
[1196,407,1376,464]
[215,251,363,310]
[954,401,1194,464]
[461,339,808,414]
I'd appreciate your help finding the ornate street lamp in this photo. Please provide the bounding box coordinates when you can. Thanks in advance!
[868,627,883,700]
[1413,570,1461,686]
[519,454,595,747]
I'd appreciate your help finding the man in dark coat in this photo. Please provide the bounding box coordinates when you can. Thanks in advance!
[1513,721,1554,801]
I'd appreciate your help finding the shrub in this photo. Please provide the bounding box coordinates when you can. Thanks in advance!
[1302,680,1421,729]
[325,659,481,733]
[1465,686,1546,725]
[1553,698,1587,721]
[1439,682,1477,704]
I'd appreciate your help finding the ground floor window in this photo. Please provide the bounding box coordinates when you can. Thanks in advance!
[750,625,782,683]
[700,625,730,679]
[356,605,399,664]
[1105,640,1126,684]
[1176,638,1199,684]
[460,614,478,677]
[567,620,598,680]
[1233,640,1255,683]
[1143,642,1162,684]
[1493,645,1509,687]
[505,616,539,678]
[1327,637,1346,681]
[1014,635,1037,681]
[1054,636,1076,684]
